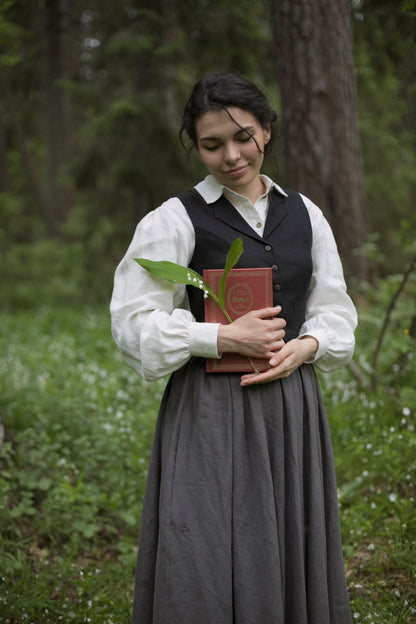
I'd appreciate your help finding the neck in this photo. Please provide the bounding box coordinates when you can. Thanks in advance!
[228,177,266,205]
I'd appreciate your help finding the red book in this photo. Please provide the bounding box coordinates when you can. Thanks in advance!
[203,267,273,373]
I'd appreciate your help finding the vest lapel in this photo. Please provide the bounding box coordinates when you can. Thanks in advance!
[263,189,288,239]
[212,196,265,242]
[190,188,289,242]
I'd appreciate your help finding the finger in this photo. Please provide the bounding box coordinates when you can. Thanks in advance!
[268,339,286,356]
[241,357,294,384]
[250,305,283,320]
[267,320,286,334]
[268,343,291,366]
[271,328,286,341]
[240,367,284,386]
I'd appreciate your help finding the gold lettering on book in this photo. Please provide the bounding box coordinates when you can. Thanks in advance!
[227,283,255,315]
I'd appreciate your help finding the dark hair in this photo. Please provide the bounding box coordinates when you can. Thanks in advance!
[179,73,278,156]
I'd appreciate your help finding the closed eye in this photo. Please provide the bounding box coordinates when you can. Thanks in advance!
[202,136,252,152]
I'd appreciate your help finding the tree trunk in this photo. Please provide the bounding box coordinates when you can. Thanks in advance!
[271,0,368,280]
[0,62,53,232]
[42,0,73,229]
[0,97,7,193]
[160,0,180,129]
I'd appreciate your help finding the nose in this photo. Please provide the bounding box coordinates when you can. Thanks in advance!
[224,142,240,163]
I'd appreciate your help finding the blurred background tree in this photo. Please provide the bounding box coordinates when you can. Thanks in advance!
[0,0,415,307]
[272,0,367,280]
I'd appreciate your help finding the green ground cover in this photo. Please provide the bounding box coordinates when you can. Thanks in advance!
[0,301,415,623]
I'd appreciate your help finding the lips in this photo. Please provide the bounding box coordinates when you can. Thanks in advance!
[225,165,248,177]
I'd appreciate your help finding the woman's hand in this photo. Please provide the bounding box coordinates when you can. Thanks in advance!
[217,305,286,360]
[240,336,319,387]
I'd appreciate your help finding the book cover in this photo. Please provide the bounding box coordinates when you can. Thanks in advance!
[203,267,273,373]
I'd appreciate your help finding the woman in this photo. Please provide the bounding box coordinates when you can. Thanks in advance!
[111,73,357,624]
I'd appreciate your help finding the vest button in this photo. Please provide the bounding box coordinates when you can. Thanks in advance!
[272,264,278,271]
[274,284,281,292]
[256,222,262,228]
[265,245,272,251]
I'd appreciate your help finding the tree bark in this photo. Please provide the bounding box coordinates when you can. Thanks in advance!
[271,0,367,280]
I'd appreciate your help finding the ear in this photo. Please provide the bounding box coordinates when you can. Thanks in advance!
[263,125,271,145]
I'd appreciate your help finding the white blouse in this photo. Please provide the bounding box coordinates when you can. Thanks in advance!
[110,175,357,381]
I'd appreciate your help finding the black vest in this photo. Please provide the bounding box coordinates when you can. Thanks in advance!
[178,188,313,341]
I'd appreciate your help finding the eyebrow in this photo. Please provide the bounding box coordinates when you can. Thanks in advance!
[199,125,255,142]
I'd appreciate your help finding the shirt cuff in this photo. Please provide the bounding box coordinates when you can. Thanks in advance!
[189,322,221,359]
[298,328,329,363]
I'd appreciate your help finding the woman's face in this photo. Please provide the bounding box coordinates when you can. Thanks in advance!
[195,106,271,203]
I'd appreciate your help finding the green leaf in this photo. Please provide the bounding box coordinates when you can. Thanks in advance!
[37,477,53,491]
[134,258,219,304]
[134,237,244,325]
[135,258,191,283]
[218,237,244,308]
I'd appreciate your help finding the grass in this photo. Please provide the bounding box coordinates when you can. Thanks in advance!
[0,301,415,623]
[0,305,165,623]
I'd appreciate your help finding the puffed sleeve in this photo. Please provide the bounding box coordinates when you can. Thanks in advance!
[297,194,358,371]
[110,198,220,381]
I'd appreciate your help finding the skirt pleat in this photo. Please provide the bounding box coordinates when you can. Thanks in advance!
[131,357,352,624]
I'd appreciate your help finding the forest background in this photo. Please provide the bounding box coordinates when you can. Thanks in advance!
[1,0,415,304]
[1,0,416,623]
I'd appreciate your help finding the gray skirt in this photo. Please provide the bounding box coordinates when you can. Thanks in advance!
[131,357,352,624]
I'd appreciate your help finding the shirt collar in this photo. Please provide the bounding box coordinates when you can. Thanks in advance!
[194,174,288,205]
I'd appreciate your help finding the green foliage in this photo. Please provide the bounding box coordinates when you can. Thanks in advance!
[1,237,115,309]
[327,388,416,623]
[403,0,416,12]
[0,289,415,622]
[318,285,416,623]
[0,0,277,290]
[0,1,24,67]
[0,305,165,622]
[353,1,416,275]
[358,258,416,395]
[219,237,244,306]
